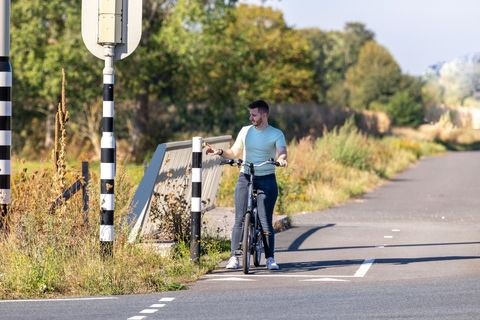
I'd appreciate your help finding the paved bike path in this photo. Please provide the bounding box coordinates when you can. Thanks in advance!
[202,152,480,284]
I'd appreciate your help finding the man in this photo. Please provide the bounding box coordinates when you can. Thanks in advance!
[205,99,287,270]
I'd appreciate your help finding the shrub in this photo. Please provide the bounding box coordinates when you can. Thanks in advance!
[386,90,424,127]
[319,118,372,170]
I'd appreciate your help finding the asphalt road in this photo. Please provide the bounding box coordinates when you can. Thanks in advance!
[2,151,480,319]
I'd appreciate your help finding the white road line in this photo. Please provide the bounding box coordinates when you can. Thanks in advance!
[354,258,375,277]
[206,274,354,278]
[384,235,393,239]
[150,304,166,308]
[206,259,376,280]
[159,297,175,302]
[206,277,256,281]
[300,278,349,282]
[392,229,401,232]
[127,316,146,320]
[0,297,117,303]
[139,309,158,314]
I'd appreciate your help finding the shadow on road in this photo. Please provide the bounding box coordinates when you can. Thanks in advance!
[276,255,480,273]
[277,259,364,273]
[277,241,480,253]
[282,224,335,252]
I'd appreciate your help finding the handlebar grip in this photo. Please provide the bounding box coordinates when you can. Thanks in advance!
[220,159,235,165]
[220,159,243,166]
[268,158,280,166]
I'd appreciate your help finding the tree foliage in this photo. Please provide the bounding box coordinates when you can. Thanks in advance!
[345,41,402,110]
[8,1,426,160]
[425,55,480,107]
[10,0,103,156]
[301,23,374,105]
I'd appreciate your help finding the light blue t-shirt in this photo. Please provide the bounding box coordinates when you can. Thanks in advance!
[231,125,287,176]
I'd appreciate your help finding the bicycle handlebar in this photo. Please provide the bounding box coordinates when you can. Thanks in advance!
[220,158,280,167]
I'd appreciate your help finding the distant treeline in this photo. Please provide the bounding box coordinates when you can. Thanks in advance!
[10,0,427,161]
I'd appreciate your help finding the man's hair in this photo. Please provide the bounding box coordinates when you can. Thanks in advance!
[248,99,269,114]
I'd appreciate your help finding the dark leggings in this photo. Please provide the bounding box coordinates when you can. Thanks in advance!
[231,174,278,258]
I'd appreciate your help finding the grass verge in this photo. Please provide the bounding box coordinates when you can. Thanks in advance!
[0,160,230,299]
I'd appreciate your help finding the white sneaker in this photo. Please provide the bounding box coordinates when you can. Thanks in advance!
[226,256,240,269]
[266,257,279,270]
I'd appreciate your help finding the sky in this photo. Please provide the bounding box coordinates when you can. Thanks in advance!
[239,0,480,76]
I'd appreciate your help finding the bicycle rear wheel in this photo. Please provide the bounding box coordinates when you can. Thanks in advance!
[242,212,252,274]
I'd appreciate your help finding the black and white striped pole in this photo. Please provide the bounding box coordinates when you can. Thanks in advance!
[191,137,202,262]
[81,0,142,256]
[100,45,115,256]
[0,0,11,233]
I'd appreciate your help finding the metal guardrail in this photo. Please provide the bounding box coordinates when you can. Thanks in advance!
[49,161,90,224]
[127,135,232,243]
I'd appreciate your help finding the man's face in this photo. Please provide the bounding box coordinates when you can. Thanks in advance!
[249,108,266,127]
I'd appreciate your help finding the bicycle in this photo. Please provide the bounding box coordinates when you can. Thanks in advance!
[221,158,280,274]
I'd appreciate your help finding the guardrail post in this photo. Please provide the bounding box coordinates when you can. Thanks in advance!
[82,161,89,225]
[191,136,202,262]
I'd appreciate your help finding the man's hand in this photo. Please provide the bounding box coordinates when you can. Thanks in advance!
[204,143,223,156]
[277,158,288,167]
[276,147,288,167]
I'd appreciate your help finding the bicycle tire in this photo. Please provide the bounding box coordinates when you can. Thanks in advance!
[253,230,263,267]
[242,212,252,274]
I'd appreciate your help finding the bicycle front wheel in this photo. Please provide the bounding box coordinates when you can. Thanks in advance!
[242,212,252,274]
[253,230,263,267]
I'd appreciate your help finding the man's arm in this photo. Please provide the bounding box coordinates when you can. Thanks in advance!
[204,143,241,159]
[276,146,288,167]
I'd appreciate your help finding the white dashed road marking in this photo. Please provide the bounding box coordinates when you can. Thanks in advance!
[159,297,175,302]
[128,297,175,319]
[139,309,158,314]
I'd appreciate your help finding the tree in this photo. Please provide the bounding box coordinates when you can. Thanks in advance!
[345,41,402,110]
[302,23,374,105]
[10,0,101,155]
[343,22,375,67]
[156,3,316,135]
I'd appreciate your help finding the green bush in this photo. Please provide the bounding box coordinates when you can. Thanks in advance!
[319,118,372,170]
[386,90,424,127]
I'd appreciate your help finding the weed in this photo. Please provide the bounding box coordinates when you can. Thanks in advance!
[149,167,192,242]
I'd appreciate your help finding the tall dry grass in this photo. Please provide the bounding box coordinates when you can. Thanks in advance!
[0,156,229,299]
[0,73,229,299]
[393,112,480,150]
[216,119,445,214]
